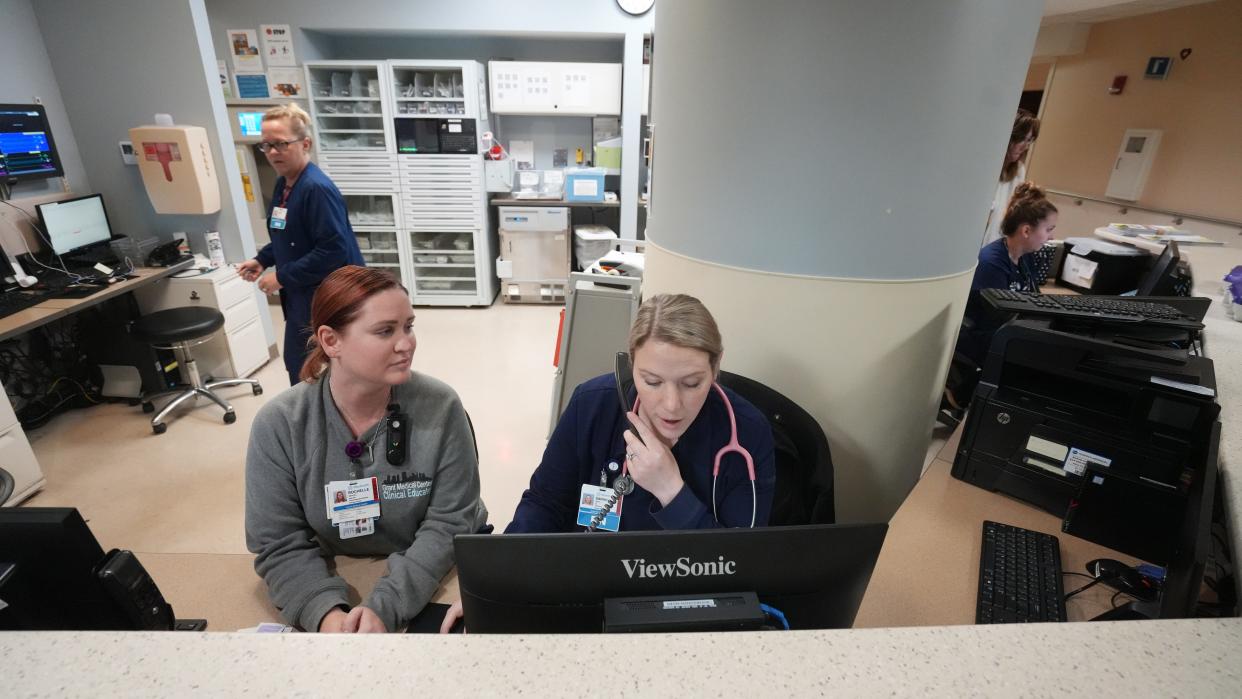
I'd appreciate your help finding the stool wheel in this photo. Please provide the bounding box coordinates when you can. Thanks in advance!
[152,423,167,435]
[142,402,155,413]
[223,411,237,425]
[252,385,263,396]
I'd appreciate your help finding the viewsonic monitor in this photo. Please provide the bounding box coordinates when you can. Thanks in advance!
[455,523,888,633]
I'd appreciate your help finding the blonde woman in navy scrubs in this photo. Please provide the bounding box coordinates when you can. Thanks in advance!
[237,104,364,385]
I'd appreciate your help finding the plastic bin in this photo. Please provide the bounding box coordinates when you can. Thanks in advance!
[565,167,606,203]
[573,225,617,271]
[594,137,622,171]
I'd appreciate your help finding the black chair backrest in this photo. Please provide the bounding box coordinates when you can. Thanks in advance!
[0,466,13,506]
[717,371,835,525]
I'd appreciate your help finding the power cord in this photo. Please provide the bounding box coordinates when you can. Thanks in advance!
[0,199,89,282]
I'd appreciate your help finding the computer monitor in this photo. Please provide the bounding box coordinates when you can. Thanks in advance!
[0,104,64,182]
[455,523,888,633]
[0,507,161,630]
[35,194,115,257]
[237,111,264,139]
[1136,241,1183,296]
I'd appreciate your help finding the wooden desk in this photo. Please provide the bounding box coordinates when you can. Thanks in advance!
[0,261,195,342]
[855,453,1137,628]
[140,552,459,631]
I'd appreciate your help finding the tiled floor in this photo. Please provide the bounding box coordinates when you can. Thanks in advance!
[22,299,947,559]
[22,300,563,556]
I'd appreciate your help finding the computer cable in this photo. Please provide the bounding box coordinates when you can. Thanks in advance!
[0,199,90,282]
[1063,574,1120,603]
[759,603,790,630]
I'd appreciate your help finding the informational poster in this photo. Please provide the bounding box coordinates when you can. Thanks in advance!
[228,29,263,72]
[259,24,297,67]
[217,60,232,99]
[234,72,271,100]
[267,68,303,98]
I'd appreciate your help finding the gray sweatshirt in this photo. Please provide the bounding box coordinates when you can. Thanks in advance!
[245,370,488,632]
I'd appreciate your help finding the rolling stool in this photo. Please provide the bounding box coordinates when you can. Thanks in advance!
[131,307,263,435]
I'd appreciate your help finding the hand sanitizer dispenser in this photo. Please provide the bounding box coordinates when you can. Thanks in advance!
[129,114,221,214]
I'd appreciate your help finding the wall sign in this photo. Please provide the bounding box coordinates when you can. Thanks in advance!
[1145,56,1171,80]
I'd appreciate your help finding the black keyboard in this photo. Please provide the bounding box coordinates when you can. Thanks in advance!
[0,287,53,318]
[982,289,1205,331]
[977,521,1066,624]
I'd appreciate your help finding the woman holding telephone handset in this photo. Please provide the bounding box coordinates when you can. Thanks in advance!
[439,293,775,632]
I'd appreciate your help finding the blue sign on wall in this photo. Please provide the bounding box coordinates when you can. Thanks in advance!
[1145,56,1171,79]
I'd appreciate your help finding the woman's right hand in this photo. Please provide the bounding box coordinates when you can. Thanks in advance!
[318,607,349,633]
[439,600,465,633]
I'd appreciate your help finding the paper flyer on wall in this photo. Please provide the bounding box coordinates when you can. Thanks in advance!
[235,72,271,100]
[268,68,303,98]
[217,60,232,99]
[228,29,263,72]
[259,24,297,67]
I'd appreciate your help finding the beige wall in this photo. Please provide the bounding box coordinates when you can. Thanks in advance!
[1024,62,1051,92]
[1028,0,1242,222]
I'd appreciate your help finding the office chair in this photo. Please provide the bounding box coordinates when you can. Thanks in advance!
[463,409,494,535]
[717,371,835,525]
[0,467,13,506]
[130,307,262,434]
[939,318,982,430]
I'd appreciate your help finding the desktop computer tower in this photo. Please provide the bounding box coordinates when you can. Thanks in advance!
[77,296,174,398]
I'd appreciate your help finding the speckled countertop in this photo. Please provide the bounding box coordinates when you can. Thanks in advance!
[2,620,1240,696]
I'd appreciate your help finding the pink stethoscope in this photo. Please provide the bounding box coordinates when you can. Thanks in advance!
[624,384,758,527]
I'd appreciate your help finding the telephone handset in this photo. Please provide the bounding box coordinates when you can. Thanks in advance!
[93,548,175,630]
[146,241,186,267]
[614,352,643,446]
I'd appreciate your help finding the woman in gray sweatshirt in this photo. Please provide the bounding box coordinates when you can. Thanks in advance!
[245,266,488,633]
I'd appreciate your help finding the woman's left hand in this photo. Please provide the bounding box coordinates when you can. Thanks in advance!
[342,605,387,633]
[622,411,685,507]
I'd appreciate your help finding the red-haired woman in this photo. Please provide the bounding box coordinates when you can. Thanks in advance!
[245,265,488,633]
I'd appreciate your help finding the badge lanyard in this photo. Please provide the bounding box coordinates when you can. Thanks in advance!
[619,384,758,528]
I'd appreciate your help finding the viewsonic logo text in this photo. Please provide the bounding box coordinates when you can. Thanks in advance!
[621,556,737,579]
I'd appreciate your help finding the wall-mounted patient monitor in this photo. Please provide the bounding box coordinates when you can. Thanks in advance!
[128,120,220,215]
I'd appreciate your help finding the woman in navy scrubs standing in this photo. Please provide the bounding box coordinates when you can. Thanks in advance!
[237,104,364,385]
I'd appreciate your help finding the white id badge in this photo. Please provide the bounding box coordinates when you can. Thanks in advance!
[338,518,375,540]
[271,206,288,230]
[576,484,621,532]
[325,477,381,525]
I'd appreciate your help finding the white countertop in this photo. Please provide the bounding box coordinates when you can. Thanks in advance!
[3,620,1240,696]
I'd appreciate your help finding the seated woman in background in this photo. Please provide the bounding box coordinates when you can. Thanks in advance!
[957,182,1058,370]
[246,265,487,633]
[440,293,776,631]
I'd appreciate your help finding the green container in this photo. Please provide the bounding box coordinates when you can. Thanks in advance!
[594,137,622,170]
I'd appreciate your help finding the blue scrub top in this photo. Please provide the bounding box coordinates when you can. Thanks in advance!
[506,373,776,532]
[254,161,364,291]
[958,237,1039,366]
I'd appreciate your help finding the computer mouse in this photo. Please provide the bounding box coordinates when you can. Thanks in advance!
[1086,558,1161,601]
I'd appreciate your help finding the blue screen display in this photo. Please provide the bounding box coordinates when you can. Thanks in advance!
[237,112,264,137]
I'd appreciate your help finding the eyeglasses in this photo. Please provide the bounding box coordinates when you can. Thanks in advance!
[257,139,303,153]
